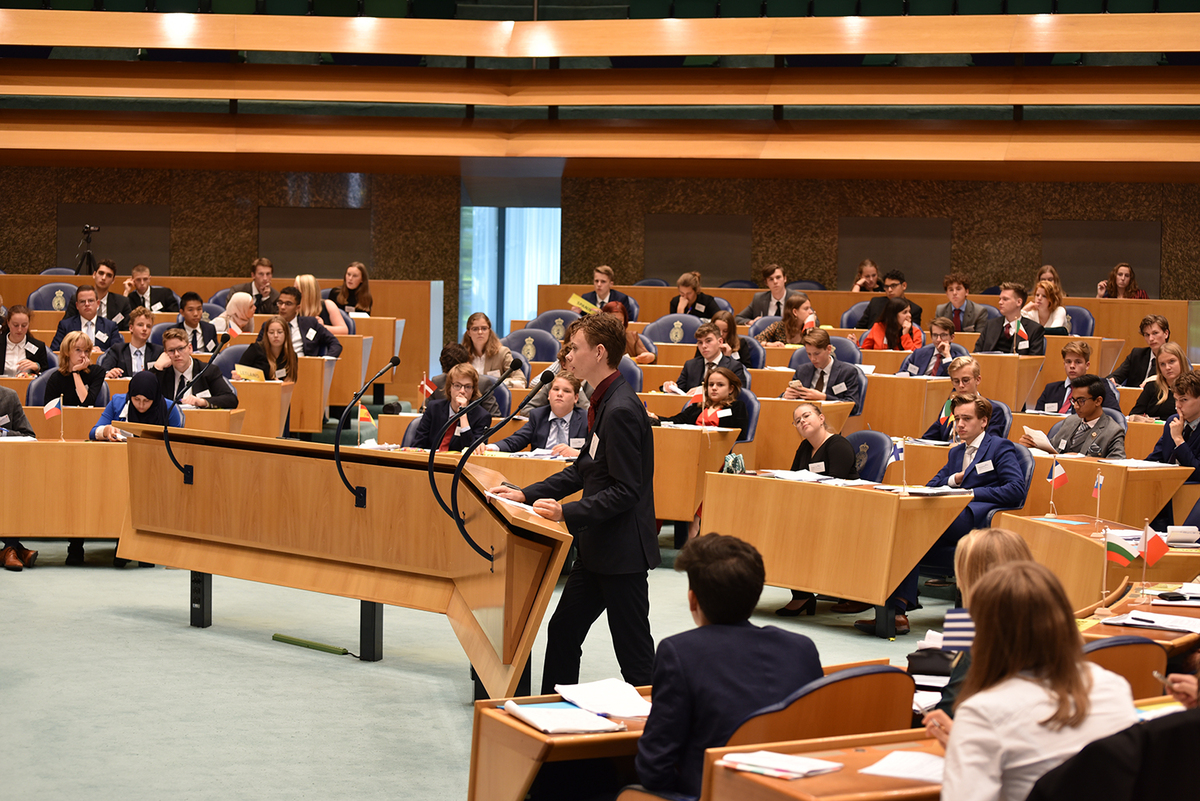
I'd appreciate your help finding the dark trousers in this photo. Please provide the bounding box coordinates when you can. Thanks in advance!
[889,506,975,611]
[541,565,654,694]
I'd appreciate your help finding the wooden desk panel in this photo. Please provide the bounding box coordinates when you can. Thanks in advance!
[326,334,372,407]
[24,405,100,440]
[1118,386,1143,415]
[0,440,129,540]
[860,350,909,376]
[354,316,402,393]
[1010,412,1163,462]
[754,398,853,471]
[842,375,951,440]
[182,408,246,434]
[290,356,334,434]
[235,381,295,439]
[969,354,1044,413]
[1079,587,1200,658]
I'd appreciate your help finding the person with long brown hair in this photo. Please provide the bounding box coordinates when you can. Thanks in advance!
[2,304,50,377]
[1097,262,1148,299]
[236,315,298,382]
[333,261,373,314]
[940,561,1137,801]
[604,301,655,364]
[461,311,525,388]
[707,309,755,364]
[860,297,923,351]
[754,292,818,347]
[849,258,882,292]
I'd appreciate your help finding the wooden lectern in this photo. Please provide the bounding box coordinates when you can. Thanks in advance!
[116,427,571,699]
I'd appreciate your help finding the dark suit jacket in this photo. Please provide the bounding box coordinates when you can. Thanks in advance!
[523,374,660,574]
[922,397,1008,441]
[496,405,588,452]
[656,398,749,441]
[229,282,280,315]
[0,385,35,437]
[45,365,106,407]
[237,342,289,379]
[789,359,861,406]
[182,321,220,354]
[899,344,953,377]
[63,290,133,331]
[126,286,179,314]
[635,621,823,796]
[859,295,923,329]
[935,300,990,333]
[410,397,491,451]
[1130,383,1176,419]
[1050,413,1126,459]
[1031,379,1120,414]
[99,339,164,377]
[974,315,1046,356]
[50,314,121,352]
[928,434,1029,527]
[581,289,633,320]
[668,291,719,320]
[153,361,239,409]
[1146,414,1200,479]
[6,334,50,375]
[289,316,342,358]
[430,373,501,417]
[735,290,796,324]
[672,354,747,392]
[1108,346,1156,388]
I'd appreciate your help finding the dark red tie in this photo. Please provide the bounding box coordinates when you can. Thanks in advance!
[953,308,962,332]
[438,423,456,452]
[1060,390,1072,414]
[1004,322,1012,338]
[930,353,942,376]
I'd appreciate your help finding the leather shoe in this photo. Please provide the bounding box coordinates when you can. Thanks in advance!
[15,547,37,568]
[65,543,85,566]
[2,547,23,572]
[830,600,872,614]
[854,614,910,636]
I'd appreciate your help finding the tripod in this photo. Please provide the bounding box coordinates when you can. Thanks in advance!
[75,224,99,275]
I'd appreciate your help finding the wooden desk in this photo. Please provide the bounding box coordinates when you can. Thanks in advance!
[703,474,970,631]
[842,375,950,440]
[234,380,295,439]
[860,350,909,376]
[653,342,694,364]
[1118,386,1142,415]
[0,374,33,401]
[0,440,129,540]
[353,316,402,399]
[702,729,942,801]
[764,346,802,370]
[1077,585,1200,658]
[1043,335,1125,386]
[326,334,373,407]
[182,408,246,434]
[754,398,853,471]
[969,353,1044,413]
[748,369,792,398]
[290,356,335,434]
[24,405,100,440]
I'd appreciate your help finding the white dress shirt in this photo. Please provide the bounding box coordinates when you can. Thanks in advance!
[172,361,196,400]
[948,430,988,487]
[5,336,27,377]
[130,344,146,375]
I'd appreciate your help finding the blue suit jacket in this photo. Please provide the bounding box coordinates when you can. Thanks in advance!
[495,405,588,452]
[51,314,121,352]
[922,397,1008,441]
[410,398,490,452]
[672,354,747,392]
[899,345,953,377]
[1146,414,1200,481]
[90,393,184,439]
[581,288,633,320]
[928,434,1029,527]
[635,621,822,796]
[789,359,861,405]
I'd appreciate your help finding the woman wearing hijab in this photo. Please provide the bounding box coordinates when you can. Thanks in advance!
[90,370,184,442]
[212,291,256,338]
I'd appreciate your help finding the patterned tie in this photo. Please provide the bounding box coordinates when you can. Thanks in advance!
[1004,321,1012,339]
[953,308,962,332]
[1067,422,1089,452]
[928,353,942,376]
[1059,386,1072,414]
[963,445,977,474]
[548,417,568,449]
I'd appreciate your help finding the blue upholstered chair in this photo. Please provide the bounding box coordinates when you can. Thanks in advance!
[747,316,780,339]
[208,288,231,307]
[500,328,563,364]
[633,278,669,287]
[618,354,643,392]
[527,310,580,340]
[740,336,766,370]
[839,300,869,329]
[846,430,893,483]
[829,336,862,366]
[210,344,248,380]
[643,314,702,345]
[1064,305,1095,337]
[26,282,79,312]
[787,280,826,291]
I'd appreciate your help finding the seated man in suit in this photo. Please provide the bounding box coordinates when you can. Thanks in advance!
[974,282,1046,356]
[735,263,796,325]
[63,258,133,332]
[51,286,120,352]
[935,272,989,333]
[922,356,1006,440]
[273,287,342,358]
[1108,313,1170,388]
[100,306,163,379]
[1146,371,1200,528]
[487,372,587,456]
[1019,375,1126,459]
[900,316,957,377]
[782,328,861,406]
[663,322,747,394]
[151,327,238,409]
[1030,341,1120,413]
[636,533,823,797]
[229,257,280,315]
[428,343,501,416]
[178,291,220,355]
[858,269,923,329]
[853,394,1030,634]
[574,264,634,320]
[124,263,179,314]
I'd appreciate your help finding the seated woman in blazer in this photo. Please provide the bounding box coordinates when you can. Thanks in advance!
[410,363,491,451]
[754,292,819,347]
[488,372,587,456]
[2,304,50,377]
[45,331,106,407]
[860,297,924,351]
[776,402,859,617]
[235,316,298,382]
[462,311,525,389]
[603,301,655,365]
[669,271,718,319]
[1129,341,1186,422]
[91,370,184,441]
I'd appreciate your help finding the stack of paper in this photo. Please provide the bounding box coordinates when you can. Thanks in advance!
[502,700,624,734]
[913,691,942,714]
[715,750,843,780]
[858,750,945,783]
[1106,611,1200,634]
[554,678,652,718]
[767,470,828,483]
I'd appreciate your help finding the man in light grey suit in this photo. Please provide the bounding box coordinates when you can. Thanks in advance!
[935,272,990,333]
[1018,375,1125,459]
[735,264,797,325]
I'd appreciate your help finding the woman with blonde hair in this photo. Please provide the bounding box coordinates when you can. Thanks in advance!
[1021,279,1069,333]
[940,562,1136,801]
[212,291,256,337]
[670,271,719,319]
[294,274,349,336]
[755,293,818,347]
[333,261,373,314]
[45,331,105,407]
[462,311,525,388]
[850,258,882,292]
[1129,341,1188,421]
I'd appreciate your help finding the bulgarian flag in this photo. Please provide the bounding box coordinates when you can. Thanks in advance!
[358,403,374,427]
[43,396,62,419]
[1047,458,1068,488]
[1106,531,1140,566]
[1142,522,1171,568]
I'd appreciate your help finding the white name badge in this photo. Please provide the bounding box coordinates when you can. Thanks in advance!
[24,341,37,354]
[694,303,706,313]
[276,368,287,379]
[975,459,994,474]
[205,341,214,352]
[345,305,355,315]
[1059,439,1068,450]
[195,389,212,399]
[569,437,585,448]
[832,382,847,395]
[111,312,124,324]
[717,408,732,418]
[1045,403,1059,412]
[305,328,316,341]
[0,415,9,426]
[1017,339,1029,351]
[151,302,163,312]
[94,331,109,343]
[810,461,825,473]
[589,435,600,459]
[907,363,919,375]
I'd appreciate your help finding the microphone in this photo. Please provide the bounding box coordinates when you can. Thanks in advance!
[212,332,231,357]
[527,361,561,391]
[333,356,401,508]
[162,331,234,485]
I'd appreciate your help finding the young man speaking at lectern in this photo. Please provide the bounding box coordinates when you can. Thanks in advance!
[491,313,659,693]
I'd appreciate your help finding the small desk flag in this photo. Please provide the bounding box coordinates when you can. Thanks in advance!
[1047,459,1068,489]
[43,397,62,419]
[358,403,374,427]
[1105,531,1139,566]
[1142,522,1170,568]
[419,373,436,399]
[1092,472,1104,498]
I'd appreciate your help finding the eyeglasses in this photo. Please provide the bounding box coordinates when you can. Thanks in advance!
[883,283,902,291]
[930,332,952,340]
[469,326,490,333]
[165,345,189,355]
[450,382,474,392]
[1069,396,1093,406]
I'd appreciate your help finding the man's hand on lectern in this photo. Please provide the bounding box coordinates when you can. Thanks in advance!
[491,485,525,504]
[532,499,564,522]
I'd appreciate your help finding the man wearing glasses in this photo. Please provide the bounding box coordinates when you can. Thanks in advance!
[1019,374,1125,459]
[272,287,342,358]
[51,286,121,352]
[856,269,923,329]
[150,328,238,409]
[900,316,958,377]
[921,356,1008,441]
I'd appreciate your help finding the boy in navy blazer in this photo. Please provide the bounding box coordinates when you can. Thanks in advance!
[665,322,747,393]
[782,328,860,407]
[1147,371,1200,528]
[636,534,823,797]
[899,316,958,378]
[489,373,587,454]
[921,356,1007,441]
[576,265,634,320]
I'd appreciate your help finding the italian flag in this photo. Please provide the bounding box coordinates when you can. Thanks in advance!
[1105,531,1140,566]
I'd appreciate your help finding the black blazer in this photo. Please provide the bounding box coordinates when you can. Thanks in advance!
[1146,414,1200,479]
[671,354,748,392]
[523,374,660,574]
[5,334,50,375]
[266,317,342,358]
[668,291,719,320]
[126,286,179,314]
[237,342,291,380]
[181,321,220,354]
[153,361,239,409]
[1030,379,1121,413]
[229,282,280,315]
[1130,382,1176,419]
[791,433,858,477]
[635,621,823,796]
[45,365,106,407]
[1108,346,1156,388]
[64,290,133,331]
[973,315,1046,356]
[99,339,163,377]
[859,295,923,329]
[496,405,588,452]
[410,397,491,451]
[654,399,748,441]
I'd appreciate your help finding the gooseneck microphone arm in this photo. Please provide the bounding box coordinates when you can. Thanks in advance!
[333,356,400,508]
[164,333,230,485]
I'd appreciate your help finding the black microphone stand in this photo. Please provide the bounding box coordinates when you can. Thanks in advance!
[333,356,400,508]
[164,333,230,486]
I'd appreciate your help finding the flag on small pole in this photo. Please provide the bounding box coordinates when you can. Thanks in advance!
[1142,519,1170,569]
[357,403,373,447]
[418,372,436,410]
[44,395,63,441]
[1093,470,1105,521]
[1045,458,1067,517]
[1105,530,1140,566]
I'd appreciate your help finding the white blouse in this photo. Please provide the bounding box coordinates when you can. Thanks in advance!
[1021,305,1068,330]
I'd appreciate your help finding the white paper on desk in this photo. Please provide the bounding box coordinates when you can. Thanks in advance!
[764,365,794,371]
[821,478,879,487]
[1150,599,1200,608]
[484,491,541,516]
[858,365,876,375]
[1108,611,1200,635]
[502,700,623,734]
[719,751,842,778]
[906,438,953,447]
[913,691,942,714]
[878,485,972,496]
[1022,426,1056,453]
[0,435,36,441]
[555,678,653,718]
[1100,458,1170,468]
[912,674,951,689]
[769,469,827,483]
[858,750,945,784]
[1181,582,1200,595]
